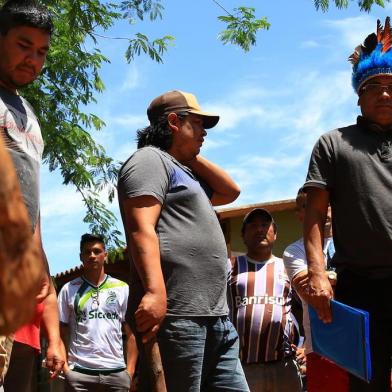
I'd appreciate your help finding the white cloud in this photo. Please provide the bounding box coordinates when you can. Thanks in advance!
[226,154,307,206]
[286,70,355,147]
[114,141,138,162]
[198,61,358,203]
[211,105,266,132]
[120,65,140,91]
[300,40,320,49]
[112,114,146,128]
[203,138,229,151]
[324,16,374,49]
[205,92,292,133]
[200,68,355,149]
[41,187,84,218]
[229,154,306,187]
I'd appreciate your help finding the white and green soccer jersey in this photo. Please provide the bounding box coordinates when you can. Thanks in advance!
[58,275,129,370]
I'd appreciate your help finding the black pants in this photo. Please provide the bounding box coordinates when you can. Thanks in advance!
[335,269,392,392]
[4,341,36,392]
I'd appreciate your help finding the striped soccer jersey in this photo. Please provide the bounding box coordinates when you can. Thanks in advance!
[58,275,129,370]
[228,255,297,364]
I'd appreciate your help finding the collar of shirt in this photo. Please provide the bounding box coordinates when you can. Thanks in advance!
[357,115,392,135]
[245,255,276,266]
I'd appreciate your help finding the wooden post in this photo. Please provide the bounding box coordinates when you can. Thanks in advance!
[144,338,167,392]
[0,133,45,334]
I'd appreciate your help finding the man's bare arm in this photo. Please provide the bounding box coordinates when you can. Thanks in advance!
[42,283,66,379]
[304,187,333,323]
[123,323,138,377]
[32,217,51,303]
[187,155,240,206]
[60,323,70,372]
[292,271,312,303]
[122,195,167,343]
[292,269,337,305]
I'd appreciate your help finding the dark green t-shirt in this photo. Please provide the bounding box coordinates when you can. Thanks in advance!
[305,117,392,277]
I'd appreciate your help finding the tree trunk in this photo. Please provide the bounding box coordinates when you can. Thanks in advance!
[144,338,167,392]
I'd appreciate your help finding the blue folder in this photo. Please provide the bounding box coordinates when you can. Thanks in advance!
[309,299,372,382]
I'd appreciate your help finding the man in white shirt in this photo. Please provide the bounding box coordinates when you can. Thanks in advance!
[58,234,138,391]
[283,188,348,392]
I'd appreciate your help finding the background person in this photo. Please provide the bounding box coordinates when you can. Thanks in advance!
[227,208,303,392]
[283,188,348,392]
[58,234,137,392]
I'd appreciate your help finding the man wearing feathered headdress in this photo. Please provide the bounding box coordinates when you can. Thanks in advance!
[303,17,392,391]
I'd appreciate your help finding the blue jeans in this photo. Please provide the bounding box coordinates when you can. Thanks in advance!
[138,316,249,392]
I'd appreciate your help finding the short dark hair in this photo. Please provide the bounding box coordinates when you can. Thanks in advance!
[0,0,54,36]
[137,113,188,150]
[80,233,105,252]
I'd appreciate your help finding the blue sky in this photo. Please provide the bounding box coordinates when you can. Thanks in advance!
[41,0,392,274]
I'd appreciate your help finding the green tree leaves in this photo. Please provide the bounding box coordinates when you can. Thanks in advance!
[215,0,390,51]
[218,7,270,52]
[125,33,174,63]
[313,0,389,12]
[119,0,164,22]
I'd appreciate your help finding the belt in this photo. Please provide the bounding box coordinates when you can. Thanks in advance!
[73,366,125,375]
[244,355,294,366]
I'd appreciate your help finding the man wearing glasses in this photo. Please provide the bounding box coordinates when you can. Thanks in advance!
[304,18,392,391]
[58,234,138,391]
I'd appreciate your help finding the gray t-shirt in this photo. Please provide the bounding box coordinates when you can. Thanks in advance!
[118,146,229,316]
[305,117,392,277]
[0,87,43,231]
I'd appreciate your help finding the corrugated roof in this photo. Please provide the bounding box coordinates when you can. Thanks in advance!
[216,198,296,219]
[54,264,83,279]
